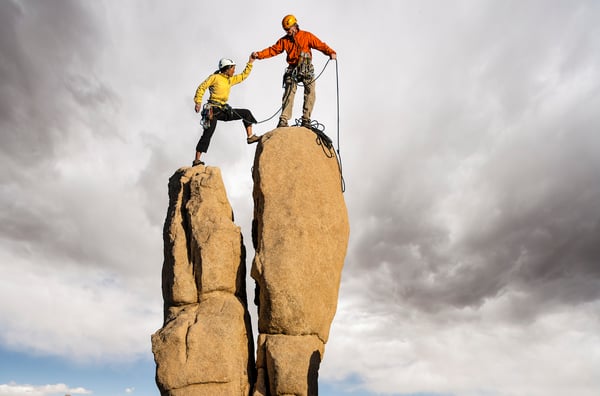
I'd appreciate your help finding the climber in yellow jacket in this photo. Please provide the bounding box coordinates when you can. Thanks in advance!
[252,14,336,128]
[192,54,260,166]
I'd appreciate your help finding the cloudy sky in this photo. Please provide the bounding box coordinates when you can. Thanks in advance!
[1,1,599,395]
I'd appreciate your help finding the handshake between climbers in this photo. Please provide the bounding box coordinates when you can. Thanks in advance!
[191,14,336,167]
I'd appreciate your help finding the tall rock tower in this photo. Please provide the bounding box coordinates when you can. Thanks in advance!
[152,126,349,396]
[251,127,349,395]
[152,166,255,396]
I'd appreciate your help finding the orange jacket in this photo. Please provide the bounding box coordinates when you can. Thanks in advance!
[255,30,335,66]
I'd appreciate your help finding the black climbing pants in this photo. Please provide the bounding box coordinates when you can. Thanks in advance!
[196,106,257,153]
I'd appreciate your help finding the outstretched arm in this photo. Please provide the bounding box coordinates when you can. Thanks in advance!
[253,38,286,60]
[230,61,254,86]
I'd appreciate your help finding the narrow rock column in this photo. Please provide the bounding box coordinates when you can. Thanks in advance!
[152,166,255,396]
[251,127,350,396]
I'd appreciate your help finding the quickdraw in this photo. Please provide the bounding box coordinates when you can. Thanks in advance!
[200,103,213,129]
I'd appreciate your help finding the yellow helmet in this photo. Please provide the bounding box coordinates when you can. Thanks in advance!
[282,14,297,30]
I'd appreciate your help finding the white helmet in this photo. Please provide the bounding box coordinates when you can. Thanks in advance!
[218,58,236,70]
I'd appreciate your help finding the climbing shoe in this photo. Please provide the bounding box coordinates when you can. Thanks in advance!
[192,159,204,166]
[301,118,311,128]
[277,119,288,128]
[247,134,260,144]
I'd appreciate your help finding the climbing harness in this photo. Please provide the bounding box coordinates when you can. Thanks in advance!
[290,52,315,85]
[201,101,235,128]
[289,55,334,88]
[209,101,234,118]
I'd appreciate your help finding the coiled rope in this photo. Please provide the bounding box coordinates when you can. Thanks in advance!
[291,59,344,192]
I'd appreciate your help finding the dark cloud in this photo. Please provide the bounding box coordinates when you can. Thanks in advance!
[0,1,127,277]
[343,0,600,321]
[0,0,116,169]
[0,1,30,122]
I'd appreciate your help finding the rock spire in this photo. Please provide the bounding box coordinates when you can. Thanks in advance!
[152,127,349,396]
[152,166,255,395]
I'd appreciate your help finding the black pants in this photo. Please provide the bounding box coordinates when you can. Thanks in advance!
[196,106,257,153]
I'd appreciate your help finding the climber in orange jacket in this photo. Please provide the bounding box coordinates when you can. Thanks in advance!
[252,14,336,128]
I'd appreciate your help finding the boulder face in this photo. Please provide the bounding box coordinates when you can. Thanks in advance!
[152,127,350,396]
[152,166,255,396]
[251,127,350,395]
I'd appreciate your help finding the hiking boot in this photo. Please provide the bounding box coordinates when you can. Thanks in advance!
[277,119,288,128]
[301,118,311,128]
[192,159,204,166]
[247,134,260,144]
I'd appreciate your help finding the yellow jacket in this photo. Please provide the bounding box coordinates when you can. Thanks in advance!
[194,62,253,105]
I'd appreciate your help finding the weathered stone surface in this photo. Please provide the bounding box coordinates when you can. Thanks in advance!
[254,334,324,396]
[152,293,251,395]
[153,127,349,396]
[251,127,350,394]
[152,166,254,396]
[161,166,247,313]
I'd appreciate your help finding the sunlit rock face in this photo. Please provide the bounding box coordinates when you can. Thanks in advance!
[251,127,350,396]
[152,126,349,396]
[152,166,255,396]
